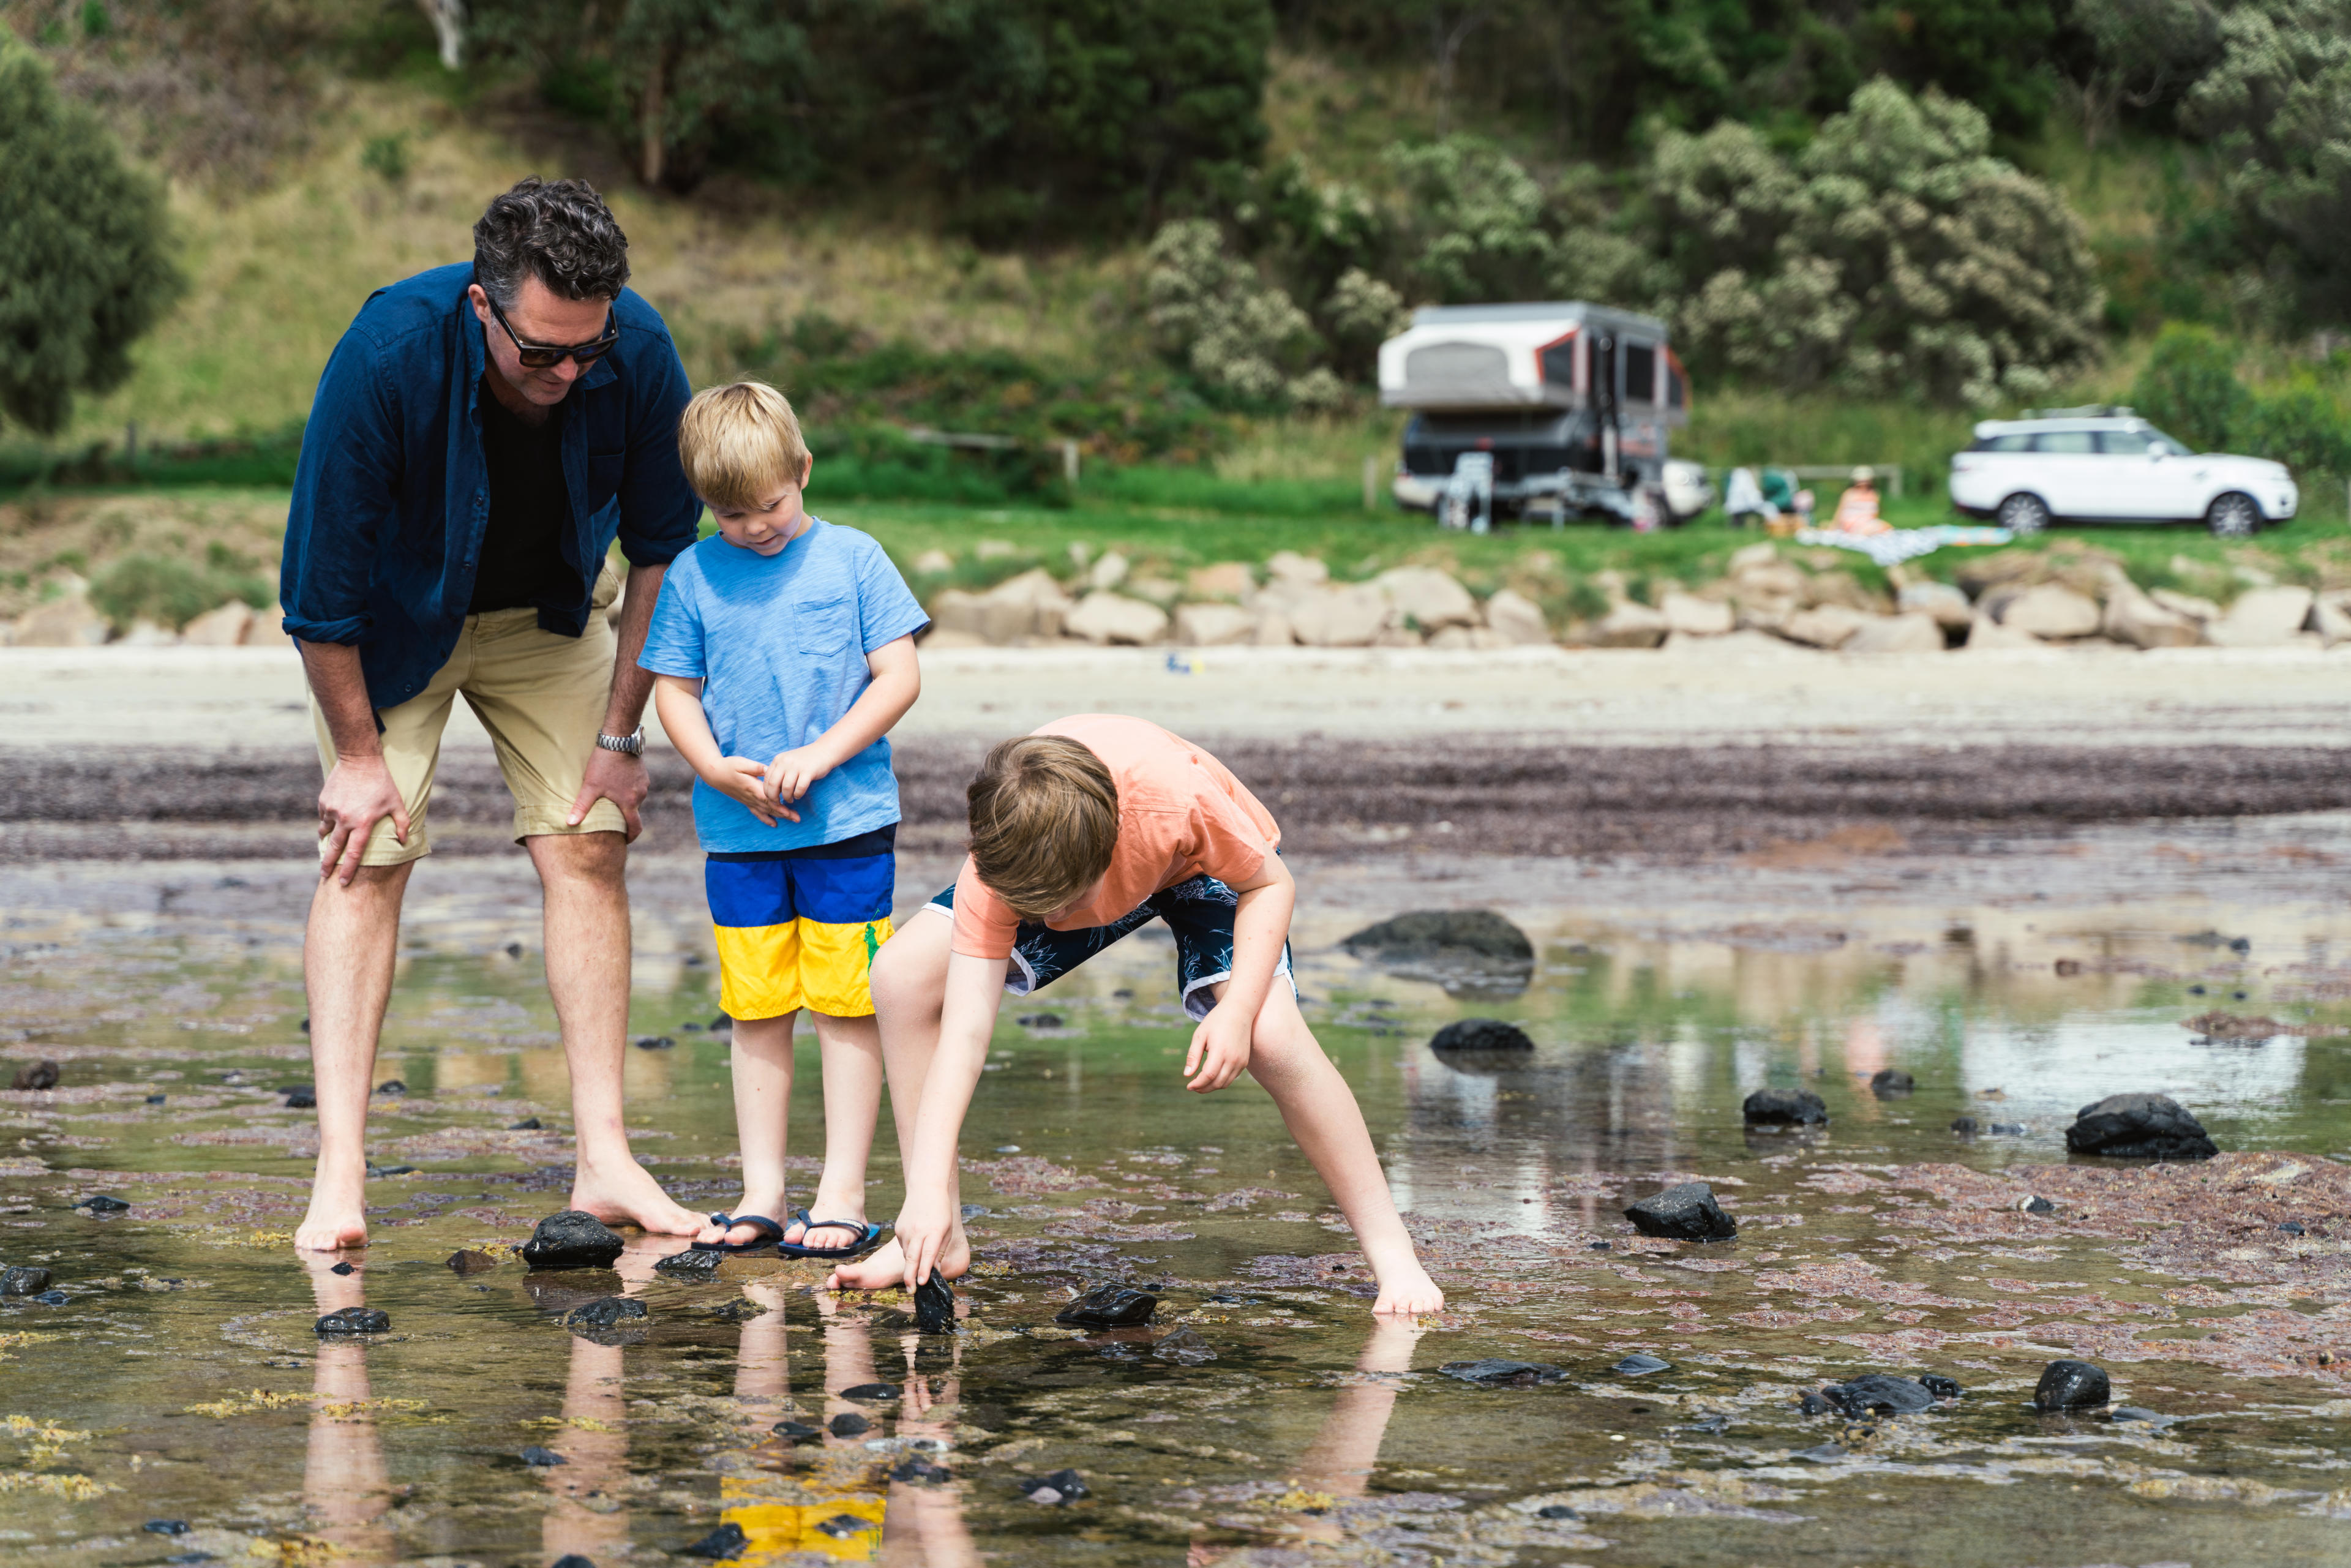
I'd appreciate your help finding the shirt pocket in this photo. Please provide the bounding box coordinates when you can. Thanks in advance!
[792,598,853,656]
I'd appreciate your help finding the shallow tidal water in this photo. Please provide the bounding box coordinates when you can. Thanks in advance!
[7,853,2351,1567]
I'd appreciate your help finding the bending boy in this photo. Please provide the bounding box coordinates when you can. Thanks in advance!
[830,716,1444,1315]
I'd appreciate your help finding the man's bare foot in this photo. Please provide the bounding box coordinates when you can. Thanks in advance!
[1370,1261,1444,1316]
[569,1156,703,1236]
[693,1191,788,1250]
[294,1182,369,1253]
[825,1227,969,1292]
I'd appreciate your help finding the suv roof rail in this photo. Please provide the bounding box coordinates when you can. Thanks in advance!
[2017,403,2134,419]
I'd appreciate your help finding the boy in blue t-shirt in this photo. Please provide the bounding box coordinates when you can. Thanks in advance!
[640,381,929,1256]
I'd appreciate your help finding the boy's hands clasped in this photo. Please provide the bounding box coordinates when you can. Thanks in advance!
[762,743,836,819]
[693,746,837,828]
[705,755,784,825]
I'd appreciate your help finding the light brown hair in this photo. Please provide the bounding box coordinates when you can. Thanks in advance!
[677,380,811,511]
[967,735,1120,917]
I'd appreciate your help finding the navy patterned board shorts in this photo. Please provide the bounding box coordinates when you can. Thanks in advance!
[926,872,1297,1022]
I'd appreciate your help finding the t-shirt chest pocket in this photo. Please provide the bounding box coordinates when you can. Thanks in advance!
[791,596,853,655]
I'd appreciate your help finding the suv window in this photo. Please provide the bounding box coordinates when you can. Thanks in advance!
[2098,429,2153,454]
[2033,430,2096,454]
[1972,433,2033,452]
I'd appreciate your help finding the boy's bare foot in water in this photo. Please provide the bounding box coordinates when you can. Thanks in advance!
[825,1225,969,1292]
[1369,1256,1445,1316]
[294,1152,369,1252]
[569,1156,703,1235]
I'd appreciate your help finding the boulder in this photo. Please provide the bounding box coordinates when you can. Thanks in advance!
[2150,587,2222,623]
[243,604,294,647]
[1066,592,1169,646]
[1342,910,1534,970]
[2310,596,2351,647]
[2063,1092,2217,1160]
[1997,583,2101,639]
[1171,603,1254,646]
[1087,551,1130,591]
[181,602,255,647]
[1897,580,1973,630]
[2033,1359,2110,1410]
[1964,615,2045,651]
[1658,591,1733,637]
[1744,1088,1829,1127]
[981,569,1076,640]
[520,1210,626,1270]
[119,619,180,647]
[2102,584,2203,649]
[1288,583,1392,647]
[1843,612,1945,654]
[2206,585,2316,648]
[13,594,110,647]
[1483,588,1552,646]
[920,628,989,650]
[1372,622,1425,648]
[1730,561,1808,602]
[1586,600,1670,649]
[1778,604,1870,649]
[1801,571,1880,613]
[1251,609,1297,646]
[1125,574,1182,605]
[1185,561,1254,600]
[1729,542,1779,572]
[1430,1019,1535,1054]
[1375,566,1479,630]
[1624,1181,1738,1242]
[1952,549,2045,599]
[1265,550,1329,587]
[1427,626,1507,650]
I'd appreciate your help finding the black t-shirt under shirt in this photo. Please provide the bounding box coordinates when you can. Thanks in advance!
[470,383,582,615]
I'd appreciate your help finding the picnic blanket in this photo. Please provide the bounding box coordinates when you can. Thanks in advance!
[1795,524,2013,568]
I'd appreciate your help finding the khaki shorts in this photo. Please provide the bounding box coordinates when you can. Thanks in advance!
[312,566,625,867]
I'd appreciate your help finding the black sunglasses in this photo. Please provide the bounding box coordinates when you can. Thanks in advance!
[488,297,618,369]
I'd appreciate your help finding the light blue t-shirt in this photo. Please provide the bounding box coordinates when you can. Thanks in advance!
[639,519,929,853]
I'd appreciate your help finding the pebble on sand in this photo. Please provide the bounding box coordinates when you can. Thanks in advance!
[1742,1087,1829,1127]
[2034,1359,2112,1409]
[677,1522,748,1560]
[2063,1093,2219,1161]
[10,1060,59,1091]
[1622,1182,1738,1242]
[1019,1468,1090,1505]
[315,1307,391,1335]
[1054,1283,1159,1329]
[521,1211,625,1271]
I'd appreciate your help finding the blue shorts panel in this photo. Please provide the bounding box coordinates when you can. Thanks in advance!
[705,828,897,929]
[928,872,1294,1021]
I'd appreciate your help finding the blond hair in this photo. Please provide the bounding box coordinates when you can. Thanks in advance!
[677,380,811,509]
[967,736,1120,917]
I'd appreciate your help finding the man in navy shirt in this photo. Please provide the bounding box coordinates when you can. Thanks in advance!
[280,177,705,1250]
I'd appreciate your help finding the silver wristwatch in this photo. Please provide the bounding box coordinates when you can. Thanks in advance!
[596,727,645,757]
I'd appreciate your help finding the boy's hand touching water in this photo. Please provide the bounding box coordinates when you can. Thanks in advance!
[1185,1002,1253,1091]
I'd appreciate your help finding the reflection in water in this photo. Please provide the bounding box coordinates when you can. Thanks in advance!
[299,1256,394,1567]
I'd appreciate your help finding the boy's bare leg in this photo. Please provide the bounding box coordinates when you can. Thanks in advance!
[530,830,702,1234]
[693,1011,796,1249]
[1229,983,1444,1315]
[827,911,969,1290]
[294,863,414,1252]
[782,1009,884,1248]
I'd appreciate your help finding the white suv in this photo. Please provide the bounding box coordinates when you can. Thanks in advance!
[1948,409,2296,538]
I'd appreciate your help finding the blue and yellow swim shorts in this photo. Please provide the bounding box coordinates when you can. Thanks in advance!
[705,826,896,1021]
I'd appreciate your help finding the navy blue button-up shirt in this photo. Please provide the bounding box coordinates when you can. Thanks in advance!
[279,263,701,713]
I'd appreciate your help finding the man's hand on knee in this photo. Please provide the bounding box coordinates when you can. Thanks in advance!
[568,749,647,840]
[319,754,409,886]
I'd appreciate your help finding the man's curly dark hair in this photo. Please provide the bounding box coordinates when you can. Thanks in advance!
[471,176,631,310]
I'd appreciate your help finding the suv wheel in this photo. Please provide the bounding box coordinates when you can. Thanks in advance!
[1997,493,2050,535]
[2207,492,2261,539]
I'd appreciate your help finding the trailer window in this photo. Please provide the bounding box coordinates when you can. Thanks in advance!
[1664,359,1685,410]
[1539,335,1577,389]
[1623,342,1656,402]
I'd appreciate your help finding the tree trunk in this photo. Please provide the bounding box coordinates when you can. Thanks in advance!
[640,47,668,188]
[413,0,463,70]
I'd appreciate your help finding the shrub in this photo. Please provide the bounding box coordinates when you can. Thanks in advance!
[89,553,271,631]
[1144,219,1325,408]
[2129,324,2252,451]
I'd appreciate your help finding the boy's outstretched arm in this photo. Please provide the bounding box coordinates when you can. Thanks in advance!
[1185,854,1293,1092]
[763,635,921,816]
[893,949,1003,1291]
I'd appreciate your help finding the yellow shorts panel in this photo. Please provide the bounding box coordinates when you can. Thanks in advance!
[720,1483,883,1560]
[713,917,892,1021]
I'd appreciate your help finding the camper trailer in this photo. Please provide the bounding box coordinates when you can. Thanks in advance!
[1378,301,1711,529]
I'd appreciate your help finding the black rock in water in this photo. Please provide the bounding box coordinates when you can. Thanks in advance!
[1623,1182,1738,1242]
[1430,1019,1536,1054]
[1152,1327,1217,1364]
[828,1412,872,1438]
[145,1093,166,1105]
[653,1248,722,1280]
[329,1262,355,1277]
[11,1060,59,1091]
[915,1269,955,1334]
[143,1521,191,1536]
[1587,1240,1610,1251]
[1951,1116,1980,1135]
[374,1080,408,1097]
[2280,1220,2307,1235]
[840,1382,900,1401]
[520,1446,568,1466]
[30,1290,66,1306]
[814,1515,870,1539]
[1439,1359,1567,1387]
[445,1249,500,1275]
[1613,1354,1671,1376]
[1989,1122,2028,1136]
[1535,1504,1579,1520]
[890,1458,952,1484]
[0,1266,54,1297]
[1016,1013,1063,1029]
[280,1084,316,1108]
[508,1117,543,1131]
[1796,1443,1849,1463]
[1343,909,1533,966]
[678,1522,748,1560]
[2064,1094,2218,1161]
[522,1211,624,1270]
[771,1420,822,1442]
[564,1297,647,1330]
[1798,1392,1837,1416]
[1054,1283,1159,1329]
[1743,1088,1829,1127]
[1869,1068,1914,1098]
[2025,1196,2056,1215]
[550,1557,594,1568]
[1019,1468,1090,1504]
[1919,1374,1962,1399]
[633,1035,675,1051]
[1824,1375,1935,1415]
[366,1164,416,1178]
[315,1307,391,1335]
[2034,1359,2111,1409]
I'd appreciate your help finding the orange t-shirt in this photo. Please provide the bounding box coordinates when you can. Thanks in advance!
[950,715,1281,961]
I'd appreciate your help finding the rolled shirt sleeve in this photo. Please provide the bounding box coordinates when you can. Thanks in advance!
[279,331,403,645]
[614,322,702,571]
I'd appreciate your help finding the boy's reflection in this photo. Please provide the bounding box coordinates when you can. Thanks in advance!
[298,1255,395,1567]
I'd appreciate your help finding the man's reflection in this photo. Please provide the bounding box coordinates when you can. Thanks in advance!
[532,1236,668,1565]
[299,1254,395,1567]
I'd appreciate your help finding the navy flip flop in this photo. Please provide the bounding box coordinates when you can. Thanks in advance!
[688,1212,785,1254]
[776,1208,885,1260]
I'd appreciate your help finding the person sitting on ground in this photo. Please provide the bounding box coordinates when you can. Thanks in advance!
[826,715,1447,1316]
[1832,465,1889,534]
[1725,467,1778,528]
[280,176,706,1251]
[640,381,928,1258]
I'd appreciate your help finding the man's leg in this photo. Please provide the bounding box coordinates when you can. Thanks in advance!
[1228,982,1445,1316]
[294,863,414,1251]
[827,910,968,1290]
[527,830,703,1233]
